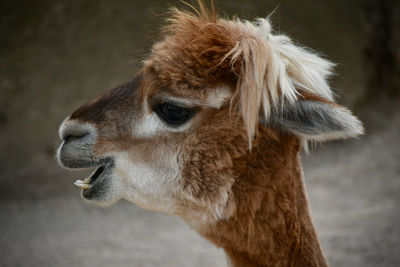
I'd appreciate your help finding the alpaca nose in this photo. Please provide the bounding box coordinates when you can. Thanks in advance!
[58,118,99,169]
[59,117,96,142]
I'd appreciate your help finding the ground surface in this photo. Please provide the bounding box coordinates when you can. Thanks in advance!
[1,113,399,267]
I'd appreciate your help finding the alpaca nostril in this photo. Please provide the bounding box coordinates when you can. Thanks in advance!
[61,126,90,142]
[64,133,88,142]
[59,118,96,142]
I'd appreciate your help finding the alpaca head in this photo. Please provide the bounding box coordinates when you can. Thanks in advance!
[57,6,363,225]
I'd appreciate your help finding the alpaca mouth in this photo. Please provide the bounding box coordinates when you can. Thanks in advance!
[72,159,114,199]
[74,165,106,190]
[57,136,115,200]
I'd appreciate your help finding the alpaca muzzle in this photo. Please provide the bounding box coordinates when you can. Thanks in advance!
[57,117,114,197]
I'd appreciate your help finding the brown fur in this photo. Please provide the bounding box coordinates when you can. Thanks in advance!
[58,2,363,266]
[145,6,262,144]
[177,106,327,266]
[143,4,331,262]
[146,3,336,147]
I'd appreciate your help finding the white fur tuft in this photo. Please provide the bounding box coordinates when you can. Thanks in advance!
[224,17,335,146]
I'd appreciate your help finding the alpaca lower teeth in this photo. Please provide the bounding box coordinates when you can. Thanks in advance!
[74,180,91,189]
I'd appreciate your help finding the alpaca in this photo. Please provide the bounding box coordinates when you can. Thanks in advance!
[57,3,363,266]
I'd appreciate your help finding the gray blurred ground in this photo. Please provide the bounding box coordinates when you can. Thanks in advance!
[0,1,399,266]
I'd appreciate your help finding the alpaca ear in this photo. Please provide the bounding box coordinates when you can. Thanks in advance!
[262,99,364,141]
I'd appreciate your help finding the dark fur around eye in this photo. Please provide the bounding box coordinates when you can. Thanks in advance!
[154,102,196,127]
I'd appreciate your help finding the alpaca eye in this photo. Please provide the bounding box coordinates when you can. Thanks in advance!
[155,103,195,126]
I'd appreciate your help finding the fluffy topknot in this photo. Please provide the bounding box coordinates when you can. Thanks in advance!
[147,1,335,146]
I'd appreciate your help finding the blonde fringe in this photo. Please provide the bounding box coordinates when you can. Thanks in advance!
[224,17,335,147]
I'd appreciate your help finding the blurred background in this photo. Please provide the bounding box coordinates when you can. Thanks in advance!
[0,0,399,266]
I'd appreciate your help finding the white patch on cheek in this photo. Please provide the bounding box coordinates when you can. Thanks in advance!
[133,112,163,138]
[133,108,194,138]
[111,151,181,213]
[207,86,232,109]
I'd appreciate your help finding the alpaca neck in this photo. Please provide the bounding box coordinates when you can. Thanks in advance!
[201,133,327,267]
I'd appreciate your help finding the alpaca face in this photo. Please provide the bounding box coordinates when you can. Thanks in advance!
[57,69,236,221]
[57,7,363,224]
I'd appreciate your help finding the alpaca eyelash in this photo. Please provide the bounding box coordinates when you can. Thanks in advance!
[154,102,196,127]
